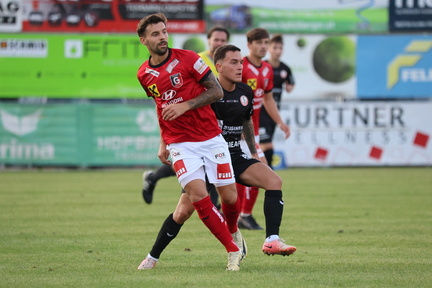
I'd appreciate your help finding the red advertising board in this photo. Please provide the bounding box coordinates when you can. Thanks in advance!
[21,0,205,33]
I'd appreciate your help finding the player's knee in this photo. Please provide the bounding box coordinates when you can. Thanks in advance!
[173,208,194,224]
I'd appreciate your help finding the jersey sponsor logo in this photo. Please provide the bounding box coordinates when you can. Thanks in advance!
[161,89,177,101]
[171,150,181,158]
[170,73,183,88]
[214,151,226,160]
[161,96,184,108]
[166,58,179,73]
[193,57,208,74]
[240,95,249,106]
[255,88,264,97]
[147,84,160,97]
[247,79,257,90]
[217,163,232,179]
[227,140,240,148]
[145,67,160,77]
[173,159,187,177]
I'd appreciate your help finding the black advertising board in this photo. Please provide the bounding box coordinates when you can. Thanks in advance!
[389,0,432,32]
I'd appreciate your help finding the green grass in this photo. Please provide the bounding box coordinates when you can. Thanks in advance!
[1,167,431,287]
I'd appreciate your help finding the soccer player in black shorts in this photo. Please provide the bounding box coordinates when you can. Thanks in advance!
[260,34,295,169]
[137,44,296,270]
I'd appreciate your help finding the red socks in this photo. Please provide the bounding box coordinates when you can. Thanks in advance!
[192,196,238,252]
[221,197,241,234]
[242,186,259,215]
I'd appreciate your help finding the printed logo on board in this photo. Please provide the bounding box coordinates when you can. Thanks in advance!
[64,39,83,58]
[387,40,432,88]
[136,109,158,133]
[0,39,47,57]
[0,109,41,136]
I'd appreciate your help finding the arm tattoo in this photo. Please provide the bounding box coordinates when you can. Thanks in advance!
[243,119,257,154]
[187,73,223,110]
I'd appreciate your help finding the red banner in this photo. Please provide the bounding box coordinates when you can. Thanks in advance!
[22,0,205,33]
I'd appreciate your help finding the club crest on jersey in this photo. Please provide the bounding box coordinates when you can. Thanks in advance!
[162,90,177,101]
[170,73,183,88]
[148,84,160,97]
[145,67,160,77]
[166,58,180,73]
[247,79,257,90]
[240,95,249,106]
[194,58,208,74]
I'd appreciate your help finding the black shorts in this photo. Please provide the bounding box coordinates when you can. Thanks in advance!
[231,150,260,186]
[259,111,276,144]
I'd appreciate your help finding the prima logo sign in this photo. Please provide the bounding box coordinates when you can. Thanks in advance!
[0,109,55,160]
[0,109,41,136]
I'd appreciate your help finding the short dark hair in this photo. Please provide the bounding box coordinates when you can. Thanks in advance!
[213,44,241,64]
[246,28,270,43]
[136,13,167,37]
[271,34,284,45]
[207,27,230,41]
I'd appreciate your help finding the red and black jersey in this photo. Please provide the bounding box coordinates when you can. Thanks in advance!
[211,82,254,153]
[137,48,221,145]
[241,57,274,136]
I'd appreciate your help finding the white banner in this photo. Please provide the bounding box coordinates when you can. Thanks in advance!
[0,0,22,32]
[273,100,432,167]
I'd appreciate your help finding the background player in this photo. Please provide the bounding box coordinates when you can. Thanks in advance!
[238,28,290,230]
[260,34,295,169]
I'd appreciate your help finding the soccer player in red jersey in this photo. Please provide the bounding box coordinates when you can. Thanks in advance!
[135,13,242,271]
[237,28,291,230]
[136,44,296,271]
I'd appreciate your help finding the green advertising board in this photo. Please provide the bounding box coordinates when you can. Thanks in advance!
[0,34,156,98]
[0,102,160,166]
[205,2,388,34]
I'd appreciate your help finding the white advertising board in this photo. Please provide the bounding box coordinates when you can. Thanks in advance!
[272,100,432,167]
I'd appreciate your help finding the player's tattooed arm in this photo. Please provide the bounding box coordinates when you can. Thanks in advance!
[243,119,257,155]
[187,73,223,109]
[161,73,222,121]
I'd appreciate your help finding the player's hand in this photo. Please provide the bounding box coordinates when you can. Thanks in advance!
[162,102,189,121]
[158,145,171,165]
[286,84,294,93]
[279,122,291,139]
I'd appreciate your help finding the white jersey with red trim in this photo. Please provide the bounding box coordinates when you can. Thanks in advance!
[137,48,221,144]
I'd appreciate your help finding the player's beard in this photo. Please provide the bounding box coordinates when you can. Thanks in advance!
[154,41,168,56]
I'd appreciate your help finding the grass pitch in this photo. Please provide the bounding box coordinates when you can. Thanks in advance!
[1,167,431,288]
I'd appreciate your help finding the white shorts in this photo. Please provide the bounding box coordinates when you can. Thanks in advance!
[167,135,235,188]
[240,135,265,158]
